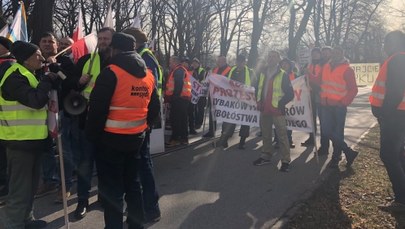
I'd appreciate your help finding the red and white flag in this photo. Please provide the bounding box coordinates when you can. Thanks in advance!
[103,3,114,28]
[72,9,84,42]
[71,33,97,63]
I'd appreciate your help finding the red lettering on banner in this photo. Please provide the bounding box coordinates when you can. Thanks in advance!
[294,89,302,101]
[193,81,201,91]
[213,86,219,95]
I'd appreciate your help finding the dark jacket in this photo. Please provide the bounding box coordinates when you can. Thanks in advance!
[85,51,160,152]
[137,45,160,84]
[1,66,53,151]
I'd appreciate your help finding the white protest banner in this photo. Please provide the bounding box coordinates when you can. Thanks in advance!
[350,63,380,86]
[190,75,202,104]
[285,76,313,133]
[199,78,209,97]
[209,74,260,127]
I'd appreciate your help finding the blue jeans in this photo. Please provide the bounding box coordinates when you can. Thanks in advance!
[42,145,57,185]
[95,138,145,229]
[320,105,350,160]
[139,132,160,218]
[379,118,405,204]
[75,127,95,201]
[58,113,76,191]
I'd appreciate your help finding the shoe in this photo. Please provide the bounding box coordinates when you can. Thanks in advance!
[54,189,71,204]
[189,129,198,135]
[145,210,161,223]
[301,137,314,146]
[328,159,339,169]
[253,158,271,166]
[25,219,47,229]
[256,131,262,137]
[165,140,180,147]
[279,163,290,172]
[203,132,214,138]
[378,201,405,213]
[180,139,189,145]
[35,183,58,198]
[239,137,246,150]
[290,142,295,149]
[74,200,88,219]
[345,149,359,167]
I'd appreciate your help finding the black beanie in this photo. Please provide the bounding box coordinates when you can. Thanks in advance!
[110,32,135,52]
[11,41,39,63]
[0,37,12,50]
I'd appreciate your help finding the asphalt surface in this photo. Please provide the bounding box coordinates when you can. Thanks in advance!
[1,86,375,229]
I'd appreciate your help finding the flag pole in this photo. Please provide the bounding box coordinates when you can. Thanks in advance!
[305,74,318,163]
[51,90,70,229]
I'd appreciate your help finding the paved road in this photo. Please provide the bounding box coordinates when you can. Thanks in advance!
[8,86,375,229]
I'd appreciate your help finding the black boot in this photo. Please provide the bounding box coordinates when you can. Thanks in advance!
[239,137,246,149]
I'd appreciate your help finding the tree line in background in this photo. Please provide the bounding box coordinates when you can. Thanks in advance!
[0,0,397,68]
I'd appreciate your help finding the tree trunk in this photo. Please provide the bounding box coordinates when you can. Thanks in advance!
[30,0,55,44]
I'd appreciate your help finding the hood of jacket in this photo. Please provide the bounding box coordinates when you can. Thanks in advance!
[109,51,147,78]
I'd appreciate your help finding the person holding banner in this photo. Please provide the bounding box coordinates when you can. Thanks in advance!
[204,56,231,138]
[73,27,115,219]
[302,47,322,147]
[320,46,358,169]
[218,54,255,149]
[371,31,405,212]
[165,56,192,147]
[191,58,207,129]
[252,50,294,172]
[0,41,59,229]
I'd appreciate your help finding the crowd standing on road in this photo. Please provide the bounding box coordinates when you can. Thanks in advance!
[0,26,404,228]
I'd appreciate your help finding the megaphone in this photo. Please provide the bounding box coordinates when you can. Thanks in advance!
[64,91,87,115]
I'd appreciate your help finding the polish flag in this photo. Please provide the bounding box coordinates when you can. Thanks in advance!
[71,33,97,63]
[72,9,84,42]
[103,3,114,28]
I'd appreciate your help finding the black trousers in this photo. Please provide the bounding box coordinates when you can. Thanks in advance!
[195,97,207,128]
[379,117,405,204]
[95,135,145,229]
[171,98,189,141]
[0,143,7,187]
[187,102,195,131]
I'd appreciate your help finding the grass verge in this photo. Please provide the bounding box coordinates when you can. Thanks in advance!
[286,125,405,229]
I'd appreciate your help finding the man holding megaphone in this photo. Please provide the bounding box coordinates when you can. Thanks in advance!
[73,27,115,220]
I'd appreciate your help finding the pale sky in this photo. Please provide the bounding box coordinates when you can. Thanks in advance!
[387,0,405,29]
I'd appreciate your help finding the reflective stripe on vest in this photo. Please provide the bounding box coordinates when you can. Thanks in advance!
[104,64,154,134]
[213,66,231,76]
[228,66,251,86]
[165,65,192,100]
[370,52,405,110]
[320,63,350,103]
[82,53,101,100]
[139,48,163,97]
[0,63,47,140]
[256,70,285,107]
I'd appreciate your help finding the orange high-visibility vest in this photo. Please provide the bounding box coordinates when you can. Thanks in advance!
[370,52,405,110]
[320,63,350,104]
[165,65,192,100]
[104,64,154,134]
[212,66,231,76]
[308,63,322,77]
